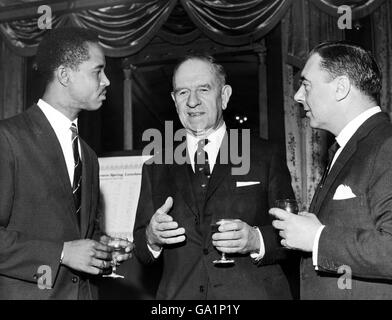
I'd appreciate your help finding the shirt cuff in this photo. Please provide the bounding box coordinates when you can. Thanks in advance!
[250,227,265,261]
[147,243,162,259]
[312,225,326,270]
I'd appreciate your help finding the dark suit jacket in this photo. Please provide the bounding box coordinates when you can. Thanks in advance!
[134,133,295,300]
[301,112,392,299]
[0,105,101,300]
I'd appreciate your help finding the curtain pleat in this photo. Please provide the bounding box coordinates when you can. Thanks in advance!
[0,0,293,57]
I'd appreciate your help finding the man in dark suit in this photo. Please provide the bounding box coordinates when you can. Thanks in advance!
[133,54,296,300]
[0,27,131,299]
[270,41,392,299]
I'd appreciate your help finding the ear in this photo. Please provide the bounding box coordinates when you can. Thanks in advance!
[55,65,70,87]
[171,91,176,104]
[335,76,351,102]
[221,85,232,110]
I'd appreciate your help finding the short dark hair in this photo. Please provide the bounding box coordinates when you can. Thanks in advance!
[36,27,99,84]
[172,54,227,89]
[310,41,382,103]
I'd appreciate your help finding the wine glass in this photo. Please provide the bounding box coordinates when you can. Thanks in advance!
[102,237,127,279]
[211,218,235,265]
[274,199,299,214]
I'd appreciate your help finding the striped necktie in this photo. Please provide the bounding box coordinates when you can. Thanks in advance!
[70,123,82,219]
[194,139,210,191]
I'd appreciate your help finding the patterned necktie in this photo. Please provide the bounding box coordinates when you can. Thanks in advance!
[319,141,340,188]
[70,123,82,218]
[194,139,210,191]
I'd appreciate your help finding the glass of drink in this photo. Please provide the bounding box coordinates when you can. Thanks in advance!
[211,219,235,265]
[102,237,127,279]
[274,199,299,214]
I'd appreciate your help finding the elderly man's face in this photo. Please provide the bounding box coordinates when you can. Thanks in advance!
[294,53,337,132]
[171,59,231,137]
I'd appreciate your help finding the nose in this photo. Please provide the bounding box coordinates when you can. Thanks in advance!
[187,90,200,108]
[294,85,304,104]
[100,71,110,87]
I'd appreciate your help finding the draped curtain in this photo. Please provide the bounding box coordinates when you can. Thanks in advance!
[372,1,392,116]
[0,35,25,118]
[0,0,293,57]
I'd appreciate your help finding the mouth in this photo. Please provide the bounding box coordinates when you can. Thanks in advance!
[188,112,205,118]
[99,90,107,99]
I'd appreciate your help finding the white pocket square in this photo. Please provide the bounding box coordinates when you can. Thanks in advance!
[236,181,260,187]
[333,184,357,200]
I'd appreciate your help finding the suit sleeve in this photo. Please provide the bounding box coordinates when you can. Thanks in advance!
[133,163,159,265]
[0,128,63,286]
[258,144,296,265]
[318,137,392,279]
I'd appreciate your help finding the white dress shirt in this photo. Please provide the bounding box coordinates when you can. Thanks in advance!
[37,99,80,186]
[148,122,265,259]
[312,106,382,268]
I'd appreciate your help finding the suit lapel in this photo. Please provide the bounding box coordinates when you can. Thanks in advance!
[205,131,231,202]
[79,140,93,237]
[173,158,199,220]
[26,105,81,234]
[311,112,389,215]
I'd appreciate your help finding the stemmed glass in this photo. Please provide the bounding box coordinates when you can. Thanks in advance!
[211,218,235,265]
[102,237,127,279]
[274,199,299,214]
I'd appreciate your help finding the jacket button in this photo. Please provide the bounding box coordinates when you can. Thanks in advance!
[199,285,204,293]
[72,276,79,283]
[203,249,208,255]
[33,274,38,280]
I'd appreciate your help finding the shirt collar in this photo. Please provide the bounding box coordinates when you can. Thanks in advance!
[336,106,381,148]
[187,122,226,155]
[37,99,78,131]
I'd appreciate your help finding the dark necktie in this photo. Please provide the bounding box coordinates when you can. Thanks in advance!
[194,139,210,191]
[70,123,82,218]
[319,141,340,188]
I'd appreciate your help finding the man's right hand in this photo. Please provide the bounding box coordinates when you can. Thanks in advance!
[146,197,186,251]
[61,239,113,275]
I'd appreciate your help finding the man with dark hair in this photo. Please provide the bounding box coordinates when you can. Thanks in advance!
[270,41,392,299]
[0,27,131,299]
[133,54,296,299]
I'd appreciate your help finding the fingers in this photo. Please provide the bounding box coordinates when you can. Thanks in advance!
[271,219,286,230]
[92,240,112,252]
[90,257,110,271]
[156,197,173,215]
[269,208,292,220]
[160,227,186,239]
[161,235,186,245]
[93,249,112,260]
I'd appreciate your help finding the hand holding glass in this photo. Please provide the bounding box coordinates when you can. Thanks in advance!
[211,219,236,265]
[274,199,299,214]
[102,237,129,279]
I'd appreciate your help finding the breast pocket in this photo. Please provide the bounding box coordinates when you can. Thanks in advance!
[232,183,262,195]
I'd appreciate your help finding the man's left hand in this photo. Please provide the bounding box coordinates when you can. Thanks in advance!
[269,209,322,252]
[211,219,259,254]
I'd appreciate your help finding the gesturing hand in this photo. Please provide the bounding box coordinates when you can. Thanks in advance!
[146,197,186,251]
[61,239,113,275]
